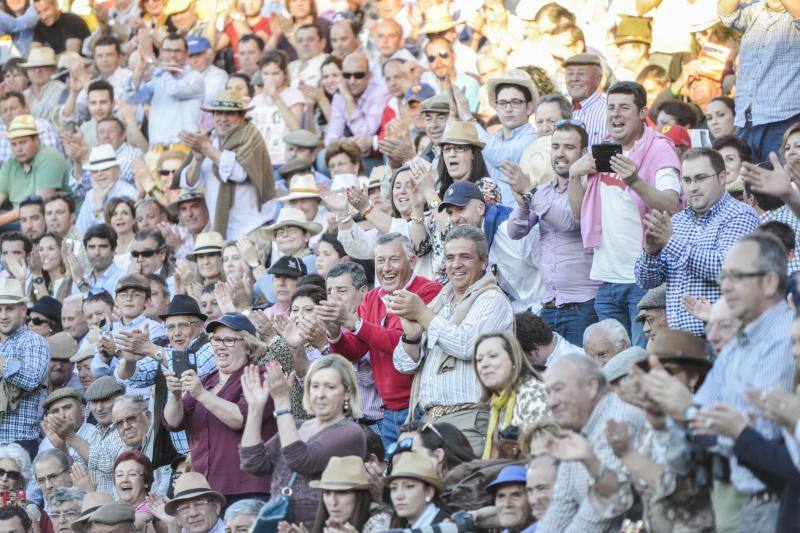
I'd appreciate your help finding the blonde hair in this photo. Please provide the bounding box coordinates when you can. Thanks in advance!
[471,331,540,403]
[302,354,362,419]
[520,418,561,458]
[241,331,267,361]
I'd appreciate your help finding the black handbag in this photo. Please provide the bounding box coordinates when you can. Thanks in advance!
[251,472,298,533]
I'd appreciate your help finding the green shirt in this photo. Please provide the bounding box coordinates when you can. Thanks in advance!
[0,145,71,207]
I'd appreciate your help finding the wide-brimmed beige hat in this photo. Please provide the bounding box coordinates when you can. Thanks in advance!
[277,173,320,202]
[71,492,115,532]
[3,114,41,139]
[384,452,444,492]
[309,456,372,490]
[421,4,458,34]
[165,472,226,515]
[368,165,389,189]
[261,207,322,240]
[201,89,253,113]
[21,47,56,68]
[439,120,485,148]
[83,144,120,172]
[487,69,539,107]
[0,279,28,305]
[186,232,224,261]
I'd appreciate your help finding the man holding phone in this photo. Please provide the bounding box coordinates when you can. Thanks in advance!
[567,81,681,347]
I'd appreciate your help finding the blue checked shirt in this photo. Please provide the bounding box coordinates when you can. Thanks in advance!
[634,192,760,335]
[0,326,50,443]
[119,337,216,455]
[694,300,796,494]
[761,205,800,273]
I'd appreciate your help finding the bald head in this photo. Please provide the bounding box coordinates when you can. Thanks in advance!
[342,52,371,98]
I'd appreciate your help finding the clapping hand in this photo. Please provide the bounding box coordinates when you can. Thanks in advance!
[3,254,27,285]
[318,184,350,214]
[740,152,797,201]
[498,161,534,197]
[682,294,711,323]
[642,210,673,255]
[542,430,592,462]
[250,309,277,341]
[640,355,694,420]
[241,364,270,409]
[605,420,631,458]
[346,186,370,213]
[385,289,428,322]
[70,464,96,492]
[264,360,293,408]
[747,386,800,430]
[273,313,305,348]
[689,403,749,439]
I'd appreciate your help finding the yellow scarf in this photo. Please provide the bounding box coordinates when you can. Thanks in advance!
[482,389,517,459]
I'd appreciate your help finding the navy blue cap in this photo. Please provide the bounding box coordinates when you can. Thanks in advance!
[405,83,436,103]
[187,36,211,55]
[438,181,485,212]
[485,465,528,493]
[205,312,256,336]
[267,255,307,278]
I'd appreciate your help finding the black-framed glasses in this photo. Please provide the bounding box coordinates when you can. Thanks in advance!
[343,71,367,80]
[35,469,67,485]
[0,468,21,481]
[496,98,526,109]
[442,145,470,154]
[131,247,164,258]
[716,270,767,284]
[210,336,244,347]
[554,118,586,128]
[427,50,450,63]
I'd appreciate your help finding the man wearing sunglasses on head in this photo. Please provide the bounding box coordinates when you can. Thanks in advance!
[422,37,479,114]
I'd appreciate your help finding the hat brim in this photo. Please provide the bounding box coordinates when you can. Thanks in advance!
[200,104,254,113]
[615,36,650,46]
[164,490,226,515]
[115,283,151,295]
[438,197,483,212]
[438,137,485,149]
[83,161,120,172]
[168,194,205,211]
[261,220,322,241]
[70,349,96,363]
[158,309,208,321]
[0,296,29,305]
[485,477,526,493]
[276,191,321,203]
[21,61,56,68]
[635,356,712,374]
[421,20,458,34]
[267,266,304,278]
[3,129,41,139]
[487,77,537,107]
[204,317,254,335]
[186,245,223,261]
[308,479,372,490]
[383,472,444,492]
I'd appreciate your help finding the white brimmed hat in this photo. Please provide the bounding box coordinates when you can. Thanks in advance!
[277,173,321,202]
[83,144,120,172]
[21,47,57,68]
[0,279,28,305]
[260,207,322,240]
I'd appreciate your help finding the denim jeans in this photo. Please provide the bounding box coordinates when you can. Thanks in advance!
[738,112,800,164]
[594,282,648,347]
[538,299,599,347]
[381,407,409,451]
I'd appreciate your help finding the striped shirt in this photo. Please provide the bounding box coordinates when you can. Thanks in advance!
[353,354,383,421]
[0,326,50,443]
[572,91,607,147]
[393,284,514,409]
[695,300,796,494]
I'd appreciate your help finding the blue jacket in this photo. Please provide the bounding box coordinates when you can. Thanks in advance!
[484,203,512,250]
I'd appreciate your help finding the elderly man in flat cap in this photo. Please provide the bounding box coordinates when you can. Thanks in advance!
[39,388,93,467]
[73,501,135,533]
[635,285,668,344]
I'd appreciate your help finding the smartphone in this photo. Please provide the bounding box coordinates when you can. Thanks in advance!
[592,143,623,173]
[171,350,196,378]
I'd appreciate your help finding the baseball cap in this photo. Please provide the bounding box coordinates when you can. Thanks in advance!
[438,181,485,212]
[267,256,308,278]
[405,83,436,104]
[661,125,691,148]
[186,36,211,55]
[204,312,256,336]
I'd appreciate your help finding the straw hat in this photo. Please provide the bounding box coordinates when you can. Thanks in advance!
[71,492,115,532]
[260,207,322,240]
[384,452,444,491]
[368,165,389,190]
[164,0,193,16]
[21,47,56,68]
[309,456,372,490]
[3,114,41,139]
[277,173,321,202]
[0,279,28,305]
[83,144,120,172]
[439,121,485,148]
[487,69,539,107]
[421,4,458,34]
[186,232,224,261]
[165,472,226,515]
[201,89,253,113]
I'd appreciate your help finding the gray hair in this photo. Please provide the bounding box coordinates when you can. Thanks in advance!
[223,499,264,522]
[583,319,631,351]
[554,352,608,392]
[375,232,415,262]
[0,444,34,489]
[49,487,86,508]
[112,394,149,414]
[33,448,72,474]
[327,262,368,289]
[537,94,572,120]
[445,224,489,261]
[738,231,788,292]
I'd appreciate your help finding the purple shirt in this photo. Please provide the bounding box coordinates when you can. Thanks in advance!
[507,180,600,306]
[324,79,390,145]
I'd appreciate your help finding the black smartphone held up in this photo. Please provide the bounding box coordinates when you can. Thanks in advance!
[592,143,623,173]
[172,350,197,378]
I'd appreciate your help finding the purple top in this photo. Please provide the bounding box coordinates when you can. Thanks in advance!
[163,366,277,497]
[324,79,390,145]
[507,180,600,306]
[239,419,366,528]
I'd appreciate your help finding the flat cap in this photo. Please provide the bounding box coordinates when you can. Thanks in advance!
[283,129,319,149]
[116,273,150,294]
[87,502,135,525]
[278,157,313,178]
[84,376,124,401]
[70,343,96,364]
[564,53,602,68]
[638,285,667,311]
[420,93,450,114]
[47,332,79,361]
[602,346,647,384]
[43,387,83,411]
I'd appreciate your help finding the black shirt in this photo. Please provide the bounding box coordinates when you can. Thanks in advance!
[33,12,90,54]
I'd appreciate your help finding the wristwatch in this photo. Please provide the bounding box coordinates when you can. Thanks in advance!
[248,260,261,270]
[32,277,45,285]
[349,317,362,333]
[274,408,291,418]
[683,404,700,422]
[522,187,537,207]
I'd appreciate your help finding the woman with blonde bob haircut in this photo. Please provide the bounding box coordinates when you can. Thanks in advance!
[240,354,367,528]
[472,331,550,459]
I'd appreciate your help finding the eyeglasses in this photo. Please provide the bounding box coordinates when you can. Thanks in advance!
[442,145,470,154]
[27,317,50,326]
[50,510,80,521]
[82,287,110,300]
[161,47,186,54]
[342,71,368,80]
[112,413,143,428]
[159,169,178,176]
[495,99,526,109]
[680,173,719,186]
[554,118,586,128]
[210,336,244,347]
[130,247,163,258]
[176,498,210,514]
[166,321,201,332]
[0,468,21,481]
[427,50,450,63]
[716,270,767,284]
[35,469,67,485]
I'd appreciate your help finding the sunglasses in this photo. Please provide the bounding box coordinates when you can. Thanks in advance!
[82,287,111,301]
[555,118,586,128]
[0,468,21,481]
[421,422,445,441]
[159,169,177,176]
[427,50,450,63]
[130,248,163,258]
[343,71,368,80]
[386,436,414,458]
[27,317,50,326]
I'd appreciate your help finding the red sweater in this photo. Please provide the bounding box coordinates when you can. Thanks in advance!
[330,276,442,410]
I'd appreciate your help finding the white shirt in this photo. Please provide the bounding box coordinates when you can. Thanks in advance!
[288,53,327,88]
[546,333,586,367]
[250,87,305,165]
[490,220,544,313]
